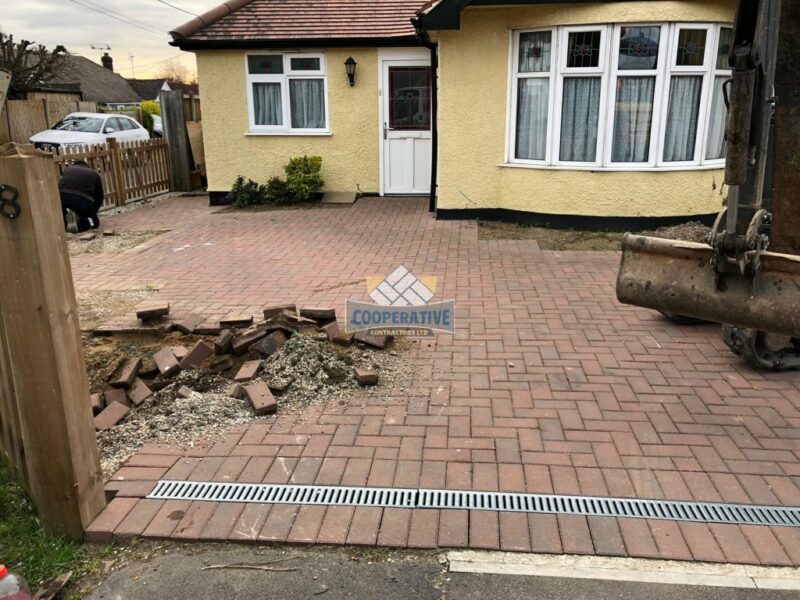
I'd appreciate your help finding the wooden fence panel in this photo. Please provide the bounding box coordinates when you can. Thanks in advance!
[6,100,47,144]
[77,101,98,112]
[44,101,77,128]
[53,138,169,207]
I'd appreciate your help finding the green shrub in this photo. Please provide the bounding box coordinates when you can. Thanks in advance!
[284,155,324,203]
[139,100,160,135]
[265,176,291,204]
[229,175,267,208]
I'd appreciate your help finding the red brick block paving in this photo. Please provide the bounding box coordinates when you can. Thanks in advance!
[78,196,800,565]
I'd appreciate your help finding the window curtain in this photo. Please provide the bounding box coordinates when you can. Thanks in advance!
[290,79,325,129]
[663,76,702,161]
[252,82,282,126]
[705,76,727,160]
[519,31,551,72]
[560,77,601,162]
[516,78,549,160]
[612,76,655,162]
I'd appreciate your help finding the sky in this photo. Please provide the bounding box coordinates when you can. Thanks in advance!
[0,0,222,79]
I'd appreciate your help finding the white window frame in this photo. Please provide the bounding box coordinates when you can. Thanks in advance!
[506,22,732,171]
[245,51,330,135]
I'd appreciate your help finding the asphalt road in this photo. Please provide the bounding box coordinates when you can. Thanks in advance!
[87,545,799,600]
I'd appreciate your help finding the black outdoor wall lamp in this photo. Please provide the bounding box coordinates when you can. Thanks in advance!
[344,56,357,87]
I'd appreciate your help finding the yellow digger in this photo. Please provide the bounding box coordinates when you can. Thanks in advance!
[616,0,800,370]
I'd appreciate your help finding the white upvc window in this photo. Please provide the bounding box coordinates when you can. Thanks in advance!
[245,52,329,134]
[508,22,733,170]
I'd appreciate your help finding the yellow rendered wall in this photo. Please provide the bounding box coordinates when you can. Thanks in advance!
[435,1,736,217]
[196,48,379,193]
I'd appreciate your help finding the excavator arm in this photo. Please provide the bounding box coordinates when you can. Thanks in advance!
[616,0,800,369]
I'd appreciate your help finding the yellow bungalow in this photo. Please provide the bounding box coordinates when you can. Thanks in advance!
[171,0,736,229]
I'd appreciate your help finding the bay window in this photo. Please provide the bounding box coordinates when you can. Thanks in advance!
[246,52,328,133]
[509,23,732,169]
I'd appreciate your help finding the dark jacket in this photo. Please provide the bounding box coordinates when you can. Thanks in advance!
[59,164,104,211]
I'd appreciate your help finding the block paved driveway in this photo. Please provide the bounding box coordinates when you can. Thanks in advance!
[76,196,800,566]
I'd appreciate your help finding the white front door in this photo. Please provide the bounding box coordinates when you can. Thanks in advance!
[380,57,432,195]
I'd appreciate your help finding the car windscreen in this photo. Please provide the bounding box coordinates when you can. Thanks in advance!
[52,116,104,133]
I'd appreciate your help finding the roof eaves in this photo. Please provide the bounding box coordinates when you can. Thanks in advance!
[173,35,423,51]
[170,0,257,41]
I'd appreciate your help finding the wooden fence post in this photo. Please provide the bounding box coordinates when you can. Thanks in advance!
[0,143,105,539]
[160,89,192,192]
[107,137,127,206]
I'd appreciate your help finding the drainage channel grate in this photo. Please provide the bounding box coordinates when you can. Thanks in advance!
[148,481,800,528]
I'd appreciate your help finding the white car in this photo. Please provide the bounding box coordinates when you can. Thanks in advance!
[30,112,150,152]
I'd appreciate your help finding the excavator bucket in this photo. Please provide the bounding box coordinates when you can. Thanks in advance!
[616,234,800,337]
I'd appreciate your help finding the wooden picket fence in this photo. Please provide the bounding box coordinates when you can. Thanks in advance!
[53,138,170,207]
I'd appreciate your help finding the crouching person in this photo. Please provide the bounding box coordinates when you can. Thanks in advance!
[59,160,103,233]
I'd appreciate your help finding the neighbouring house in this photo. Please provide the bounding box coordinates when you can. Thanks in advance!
[127,78,172,102]
[47,52,142,109]
[170,0,735,228]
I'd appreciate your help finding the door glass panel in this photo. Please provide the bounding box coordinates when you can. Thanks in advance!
[618,26,660,70]
[388,66,431,131]
[675,29,707,66]
[519,31,552,73]
[566,30,602,68]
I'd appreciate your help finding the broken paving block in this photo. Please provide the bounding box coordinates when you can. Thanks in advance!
[214,329,235,355]
[354,331,391,349]
[234,360,261,382]
[263,304,297,320]
[228,383,246,399]
[194,319,222,336]
[208,356,235,373]
[90,393,103,415]
[136,302,170,321]
[103,387,129,408]
[179,340,214,369]
[299,307,337,324]
[79,233,96,241]
[127,378,152,406]
[231,328,268,355]
[94,401,129,431]
[139,358,158,378]
[219,314,254,329]
[249,330,287,359]
[102,229,115,236]
[245,381,277,416]
[171,345,189,361]
[153,347,180,377]
[322,321,340,341]
[354,367,379,386]
[177,385,194,399]
[170,313,205,335]
[267,378,293,395]
[109,357,141,389]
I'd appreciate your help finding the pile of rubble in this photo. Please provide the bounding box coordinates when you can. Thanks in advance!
[91,302,392,433]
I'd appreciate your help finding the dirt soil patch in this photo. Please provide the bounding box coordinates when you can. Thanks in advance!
[77,289,159,331]
[478,220,711,250]
[68,230,167,256]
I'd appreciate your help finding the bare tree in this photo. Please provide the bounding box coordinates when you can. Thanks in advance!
[0,33,67,99]
[156,58,197,88]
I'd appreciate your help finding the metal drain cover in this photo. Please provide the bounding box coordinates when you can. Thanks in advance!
[148,480,800,528]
